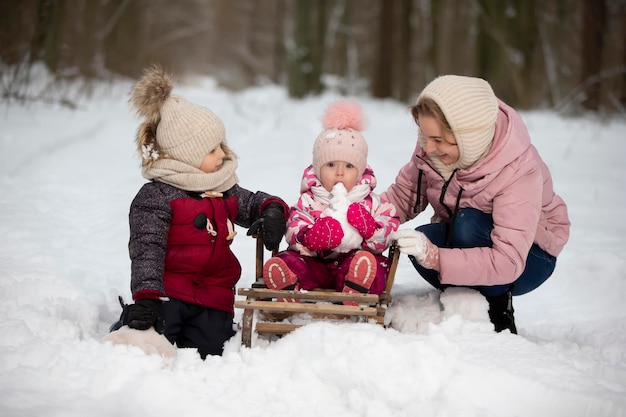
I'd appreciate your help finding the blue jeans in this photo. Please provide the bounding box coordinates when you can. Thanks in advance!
[410,208,556,297]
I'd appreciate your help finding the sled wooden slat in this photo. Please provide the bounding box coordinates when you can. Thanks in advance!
[236,237,399,348]
[237,288,380,304]
[257,310,385,324]
[255,322,302,335]
[235,299,379,316]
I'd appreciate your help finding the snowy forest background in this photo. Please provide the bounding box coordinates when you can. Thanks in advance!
[1,1,626,416]
[1,0,625,115]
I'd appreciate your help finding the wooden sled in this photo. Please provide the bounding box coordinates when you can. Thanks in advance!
[235,237,400,348]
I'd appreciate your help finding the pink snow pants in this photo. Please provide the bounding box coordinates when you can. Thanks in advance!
[272,249,389,294]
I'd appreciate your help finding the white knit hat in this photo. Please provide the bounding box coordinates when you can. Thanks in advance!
[157,96,225,169]
[312,101,368,178]
[418,75,498,169]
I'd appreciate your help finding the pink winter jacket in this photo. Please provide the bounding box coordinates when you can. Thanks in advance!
[286,165,400,258]
[381,100,570,286]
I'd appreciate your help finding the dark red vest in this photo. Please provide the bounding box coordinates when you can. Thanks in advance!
[163,195,241,314]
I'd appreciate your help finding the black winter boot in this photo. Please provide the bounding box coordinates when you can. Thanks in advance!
[486,289,517,334]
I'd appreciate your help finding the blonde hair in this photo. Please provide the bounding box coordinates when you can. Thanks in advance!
[410,97,454,138]
[221,142,236,161]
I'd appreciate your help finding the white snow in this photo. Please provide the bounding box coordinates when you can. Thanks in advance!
[1,75,625,417]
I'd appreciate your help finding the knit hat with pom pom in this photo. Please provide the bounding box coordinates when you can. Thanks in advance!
[130,65,225,169]
[312,101,368,178]
[129,65,237,192]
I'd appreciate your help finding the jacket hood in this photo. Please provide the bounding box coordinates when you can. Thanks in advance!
[417,99,531,184]
[472,99,532,177]
[299,164,378,194]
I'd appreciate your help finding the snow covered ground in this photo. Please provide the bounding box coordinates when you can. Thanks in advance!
[1,74,625,417]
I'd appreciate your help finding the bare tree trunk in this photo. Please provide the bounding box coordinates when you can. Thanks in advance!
[34,0,65,72]
[92,0,132,78]
[372,0,393,98]
[273,1,285,84]
[396,0,412,102]
[428,0,439,79]
[288,0,312,97]
[312,0,327,94]
[0,2,37,65]
[537,8,560,106]
[511,0,538,108]
[76,1,100,78]
[328,0,351,85]
[104,0,144,77]
[622,2,626,110]
[581,0,607,111]
[476,0,510,98]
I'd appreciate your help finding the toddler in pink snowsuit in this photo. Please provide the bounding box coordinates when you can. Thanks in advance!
[263,101,399,302]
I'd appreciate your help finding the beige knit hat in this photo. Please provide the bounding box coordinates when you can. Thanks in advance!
[129,65,238,193]
[312,101,368,178]
[157,96,225,169]
[417,75,498,169]
[130,65,225,169]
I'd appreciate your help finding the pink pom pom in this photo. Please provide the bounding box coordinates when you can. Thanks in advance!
[321,101,366,131]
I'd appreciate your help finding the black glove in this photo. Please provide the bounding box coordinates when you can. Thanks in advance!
[247,203,287,251]
[127,299,165,334]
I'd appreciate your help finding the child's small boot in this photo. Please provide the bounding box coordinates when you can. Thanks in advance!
[342,251,377,306]
[263,257,300,302]
[486,288,517,334]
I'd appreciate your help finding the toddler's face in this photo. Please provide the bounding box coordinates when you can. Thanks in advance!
[200,145,225,173]
[320,161,359,192]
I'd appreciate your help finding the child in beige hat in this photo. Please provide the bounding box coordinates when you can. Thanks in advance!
[107,65,289,358]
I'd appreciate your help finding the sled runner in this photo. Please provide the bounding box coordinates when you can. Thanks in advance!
[235,237,399,348]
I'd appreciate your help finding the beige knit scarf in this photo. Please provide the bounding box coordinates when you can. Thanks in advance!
[142,158,238,192]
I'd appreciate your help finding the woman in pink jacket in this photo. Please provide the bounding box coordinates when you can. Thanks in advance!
[384,75,570,334]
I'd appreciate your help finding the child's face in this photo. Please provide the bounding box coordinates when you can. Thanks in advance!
[200,145,226,173]
[320,161,359,192]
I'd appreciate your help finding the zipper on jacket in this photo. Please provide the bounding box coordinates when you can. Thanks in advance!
[413,169,423,213]
[439,170,458,220]
[413,155,441,214]
[413,158,465,246]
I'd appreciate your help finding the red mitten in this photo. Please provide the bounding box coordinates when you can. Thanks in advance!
[346,202,377,239]
[303,217,344,251]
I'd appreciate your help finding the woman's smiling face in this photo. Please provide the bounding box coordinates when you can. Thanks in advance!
[418,114,459,165]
